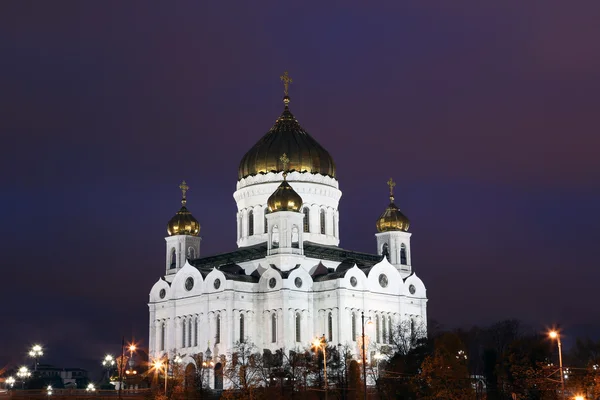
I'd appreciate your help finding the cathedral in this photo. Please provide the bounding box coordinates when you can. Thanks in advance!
[148,74,427,389]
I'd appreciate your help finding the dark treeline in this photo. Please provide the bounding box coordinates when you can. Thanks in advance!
[158,319,600,400]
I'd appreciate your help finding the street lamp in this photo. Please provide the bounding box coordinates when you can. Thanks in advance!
[86,383,96,392]
[549,330,565,400]
[6,376,15,390]
[102,355,115,382]
[29,344,43,372]
[17,366,31,389]
[312,335,328,399]
[361,312,373,400]
[46,385,53,397]
[152,358,168,395]
[574,396,585,400]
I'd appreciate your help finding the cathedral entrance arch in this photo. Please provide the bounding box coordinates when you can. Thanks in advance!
[214,362,223,390]
[184,363,196,393]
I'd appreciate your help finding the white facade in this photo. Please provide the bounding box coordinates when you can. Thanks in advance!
[148,101,428,390]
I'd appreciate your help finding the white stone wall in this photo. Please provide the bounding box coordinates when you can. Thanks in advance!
[148,256,427,389]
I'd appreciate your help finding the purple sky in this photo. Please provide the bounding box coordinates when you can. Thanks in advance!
[2,1,600,376]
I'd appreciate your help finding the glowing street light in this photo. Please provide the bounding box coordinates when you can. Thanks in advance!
[6,376,15,389]
[152,358,168,395]
[46,385,53,396]
[17,366,31,389]
[574,396,585,400]
[102,355,115,382]
[29,344,43,372]
[549,330,565,400]
[312,335,328,399]
[86,383,96,392]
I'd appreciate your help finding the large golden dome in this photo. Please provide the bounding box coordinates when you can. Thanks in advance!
[238,97,336,180]
[167,181,200,236]
[376,178,410,232]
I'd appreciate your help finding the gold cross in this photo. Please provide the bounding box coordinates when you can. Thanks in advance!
[280,153,290,171]
[387,177,396,197]
[179,180,189,200]
[280,71,293,96]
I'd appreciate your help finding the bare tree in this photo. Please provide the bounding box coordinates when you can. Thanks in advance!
[221,341,263,400]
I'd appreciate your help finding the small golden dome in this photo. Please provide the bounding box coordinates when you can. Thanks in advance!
[376,178,410,232]
[267,179,303,212]
[267,153,303,212]
[167,181,200,236]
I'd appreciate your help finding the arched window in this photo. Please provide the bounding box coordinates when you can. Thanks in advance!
[303,208,310,232]
[239,314,245,343]
[401,243,407,265]
[238,215,242,239]
[328,312,333,342]
[195,317,198,347]
[264,209,268,234]
[188,318,193,347]
[382,243,390,262]
[375,315,380,342]
[272,225,279,248]
[295,313,301,342]
[248,210,254,236]
[388,316,392,344]
[291,226,299,248]
[160,322,165,351]
[182,318,186,348]
[271,314,277,343]
[333,214,337,237]
[382,315,387,344]
[320,209,326,234]
[216,315,221,344]
[187,247,195,260]
[170,248,176,269]
[351,313,356,342]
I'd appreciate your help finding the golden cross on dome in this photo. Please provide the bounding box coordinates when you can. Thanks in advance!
[280,71,293,96]
[387,177,396,197]
[179,180,189,204]
[280,153,290,171]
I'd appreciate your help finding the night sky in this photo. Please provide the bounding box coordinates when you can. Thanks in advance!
[2,1,600,377]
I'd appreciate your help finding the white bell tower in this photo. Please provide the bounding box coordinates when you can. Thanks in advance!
[375,178,412,277]
[165,181,201,277]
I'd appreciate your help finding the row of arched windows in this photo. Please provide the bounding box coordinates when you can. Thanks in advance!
[181,317,199,348]
[242,207,335,237]
[375,315,393,344]
[270,313,303,343]
[158,315,222,351]
[381,243,409,265]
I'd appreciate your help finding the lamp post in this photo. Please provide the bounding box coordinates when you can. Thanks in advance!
[29,344,43,372]
[6,376,15,390]
[153,358,168,396]
[312,335,328,399]
[549,330,566,400]
[102,355,115,383]
[361,312,370,400]
[17,366,31,389]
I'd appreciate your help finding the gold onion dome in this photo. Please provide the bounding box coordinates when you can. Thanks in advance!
[267,154,303,212]
[238,72,336,180]
[167,181,200,236]
[376,178,410,232]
